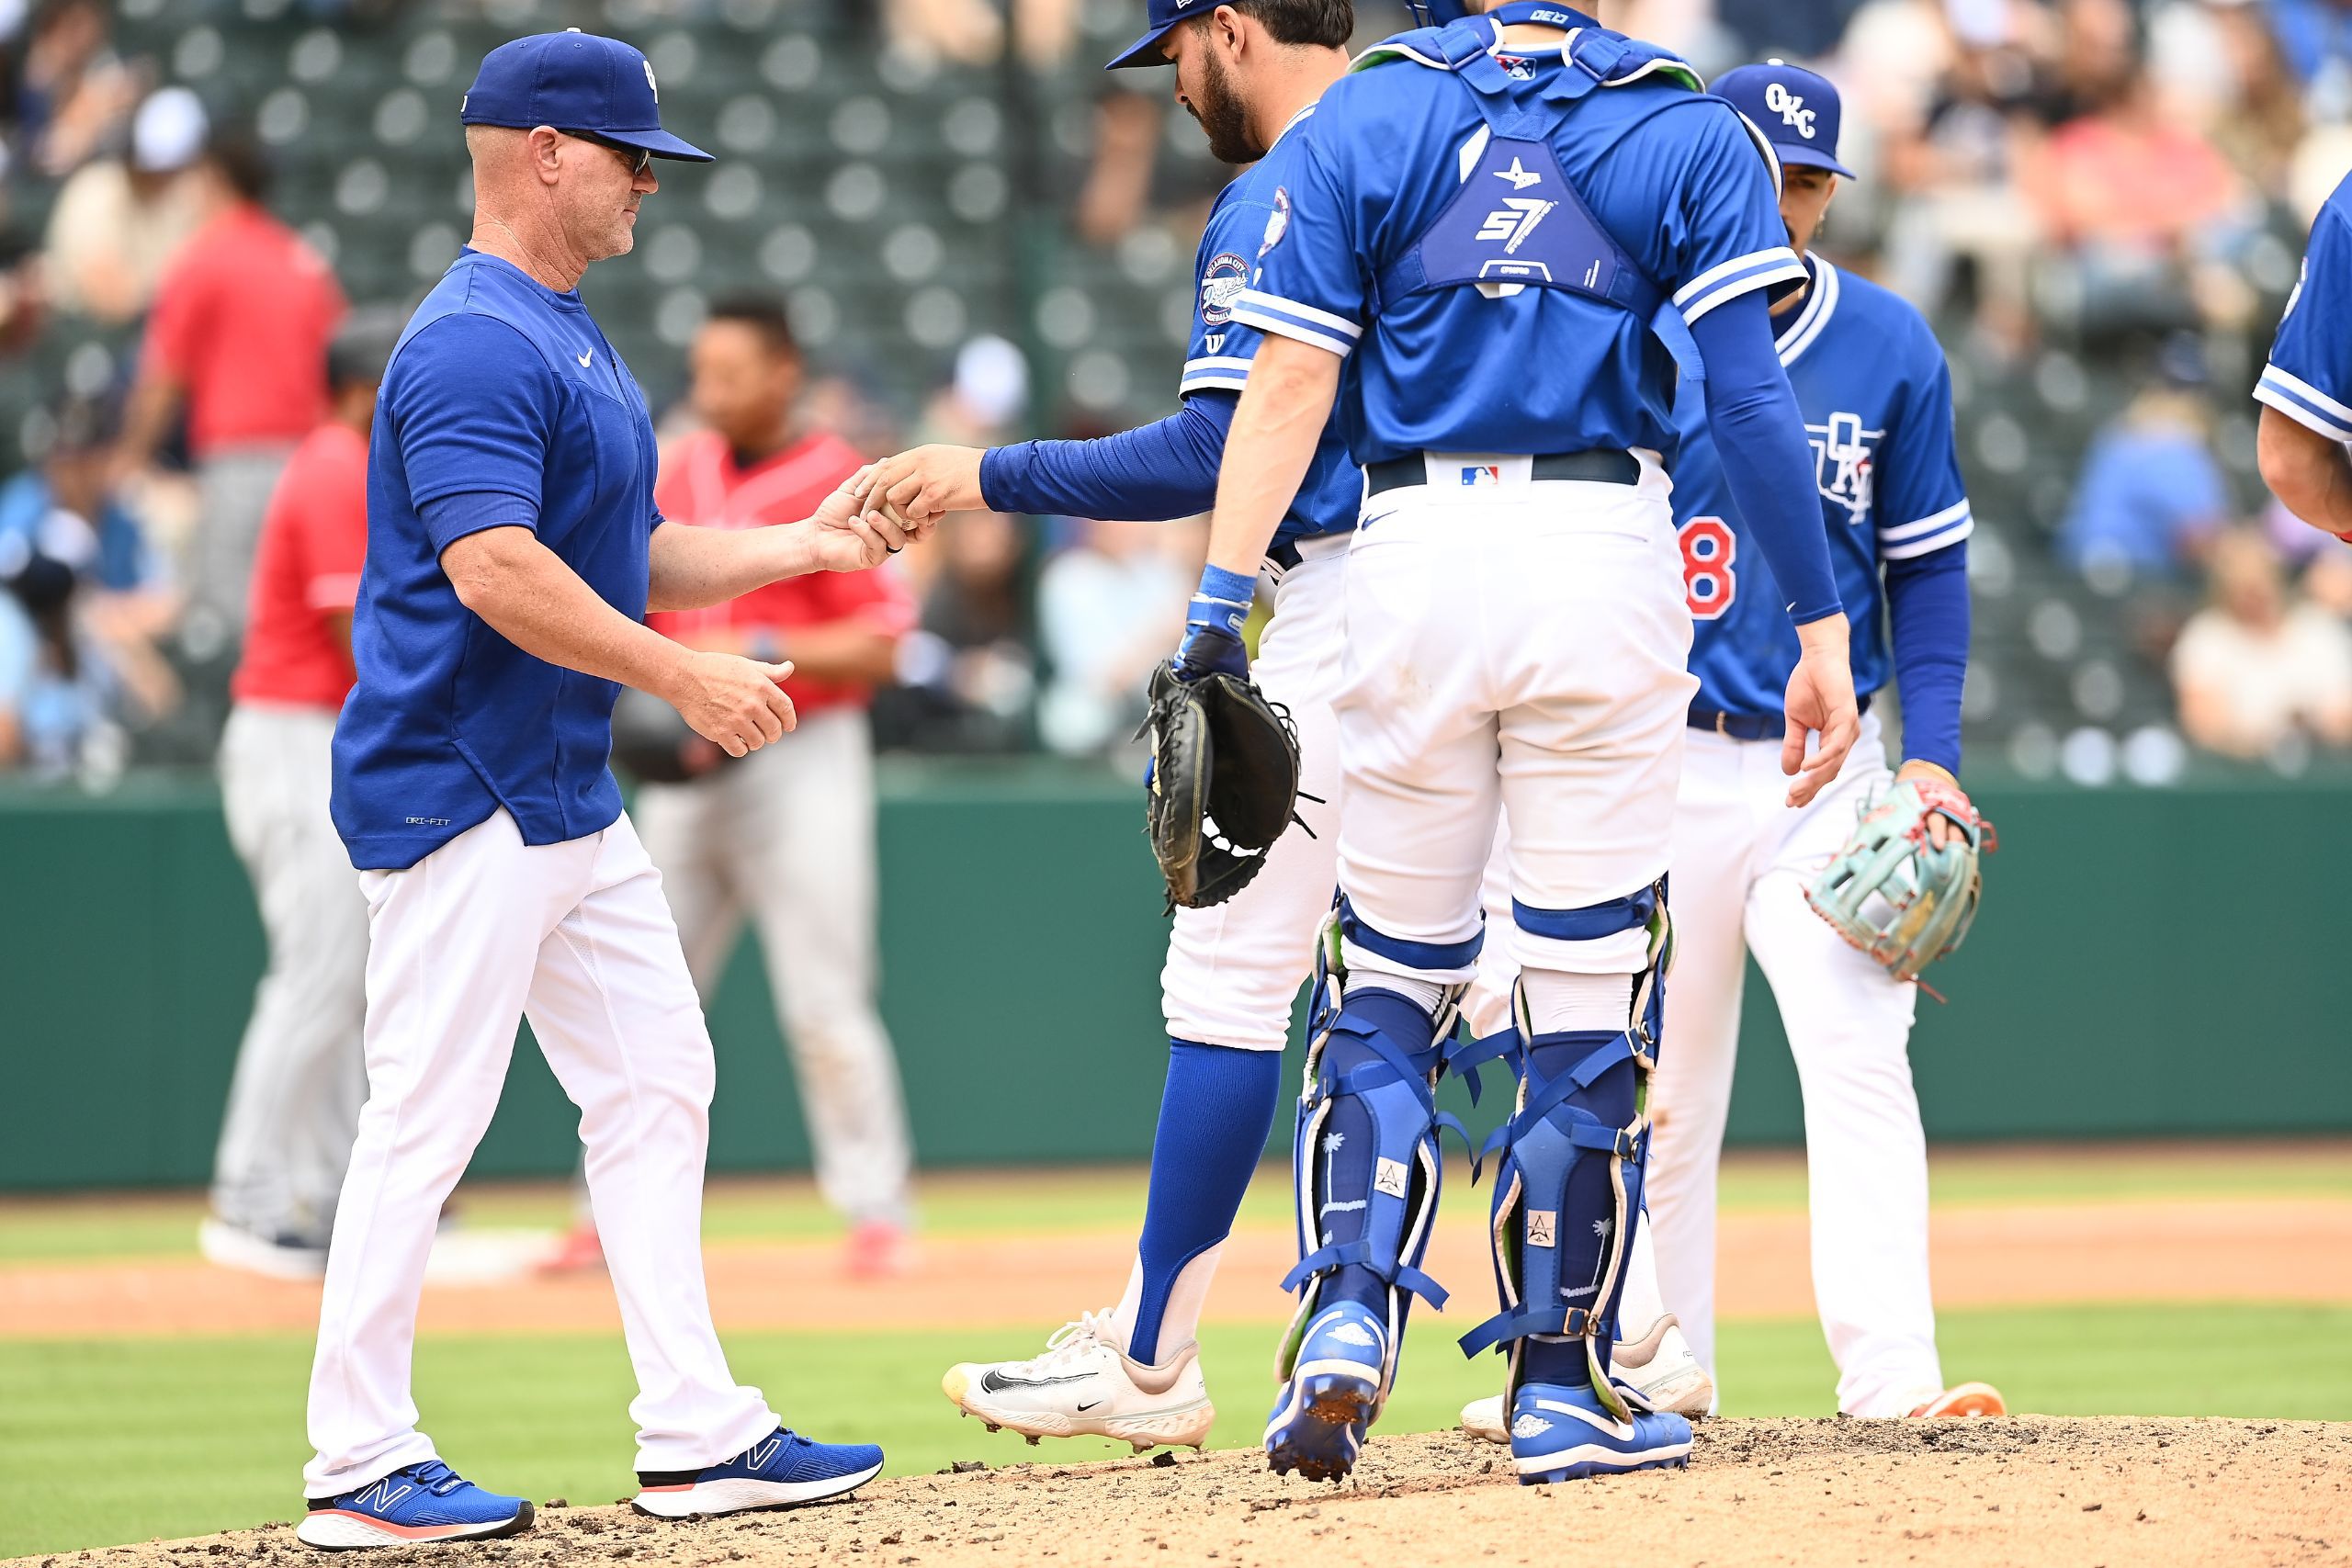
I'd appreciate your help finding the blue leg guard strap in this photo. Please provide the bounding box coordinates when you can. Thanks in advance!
[1277,908,1465,1409]
[1458,886,1672,1418]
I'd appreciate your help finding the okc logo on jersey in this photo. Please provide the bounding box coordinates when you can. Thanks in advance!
[1807,410,1882,524]
[1200,252,1249,326]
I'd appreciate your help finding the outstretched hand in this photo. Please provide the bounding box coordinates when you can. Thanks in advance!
[662,649,797,758]
[854,444,987,522]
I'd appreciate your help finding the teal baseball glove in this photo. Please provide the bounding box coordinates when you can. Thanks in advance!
[1804,775,1996,988]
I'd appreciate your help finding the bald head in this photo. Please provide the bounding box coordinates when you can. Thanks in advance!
[465,121,657,290]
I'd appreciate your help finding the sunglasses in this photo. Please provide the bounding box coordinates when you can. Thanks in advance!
[560,130,653,176]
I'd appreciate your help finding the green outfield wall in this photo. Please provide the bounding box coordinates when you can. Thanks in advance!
[0,761,2345,1192]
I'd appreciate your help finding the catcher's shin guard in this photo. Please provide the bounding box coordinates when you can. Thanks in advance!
[1458,886,1670,1417]
[1273,908,1467,1421]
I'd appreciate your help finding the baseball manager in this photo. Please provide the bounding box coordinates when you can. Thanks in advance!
[298,31,905,1550]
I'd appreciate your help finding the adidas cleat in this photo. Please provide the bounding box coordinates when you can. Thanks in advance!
[632,1426,882,1519]
[1263,1301,1387,1483]
[1507,1381,1692,1484]
[297,1461,532,1550]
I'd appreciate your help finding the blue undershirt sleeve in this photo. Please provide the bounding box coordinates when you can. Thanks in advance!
[1882,540,1970,774]
[979,394,1235,522]
[1687,290,1843,625]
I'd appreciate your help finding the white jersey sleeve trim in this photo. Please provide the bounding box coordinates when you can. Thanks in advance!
[1672,246,1803,309]
[1879,513,1973,560]
[2255,364,2352,443]
[1231,290,1359,358]
[1679,254,1810,323]
[1878,498,1972,543]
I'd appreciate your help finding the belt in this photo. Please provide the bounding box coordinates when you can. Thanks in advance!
[1365,449,1642,496]
[1688,692,1872,741]
[1264,532,1351,572]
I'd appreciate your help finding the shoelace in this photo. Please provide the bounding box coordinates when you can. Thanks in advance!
[403,1460,468,1496]
[1016,1309,1119,1374]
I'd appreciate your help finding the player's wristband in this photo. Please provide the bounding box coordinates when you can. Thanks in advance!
[1189,564,1256,638]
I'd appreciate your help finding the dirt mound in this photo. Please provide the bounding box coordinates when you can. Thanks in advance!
[22,1418,2345,1568]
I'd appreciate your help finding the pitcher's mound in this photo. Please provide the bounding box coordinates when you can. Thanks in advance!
[36,1417,2347,1568]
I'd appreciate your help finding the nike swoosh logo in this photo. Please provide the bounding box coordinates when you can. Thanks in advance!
[979,1370,1091,1393]
[577,351,594,368]
[1076,1401,1103,1412]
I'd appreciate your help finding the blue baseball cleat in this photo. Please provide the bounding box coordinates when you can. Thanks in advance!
[632,1426,884,1519]
[297,1460,533,1550]
[1507,1381,1693,1484]
[1263,1301,1389,1483]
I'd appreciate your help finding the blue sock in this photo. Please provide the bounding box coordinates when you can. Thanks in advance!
[1128,1040,1283,1365]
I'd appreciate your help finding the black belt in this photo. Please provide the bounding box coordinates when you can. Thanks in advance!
[1688,692,1871,741]
[1364,449,1642,496]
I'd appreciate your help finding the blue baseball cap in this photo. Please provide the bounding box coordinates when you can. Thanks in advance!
[1713,61,1854,179]
[461,29,712,163]
[1105,0,1204,69]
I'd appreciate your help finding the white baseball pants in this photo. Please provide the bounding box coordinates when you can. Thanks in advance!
[633,707,914,1228]
[1334,462,1693,985]
[1159,534,1348,1052]
[305,809,777,1495]
[1644,710,1940,1417]
[214,701,370,1245]
[1465,708,1940,1415]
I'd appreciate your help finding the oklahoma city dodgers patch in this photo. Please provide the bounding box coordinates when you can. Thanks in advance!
[1200,252,1250,326]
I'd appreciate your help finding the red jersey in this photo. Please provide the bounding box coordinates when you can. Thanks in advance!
[650,429,915,717]
[231,422,368,709]
[145,204,345,457]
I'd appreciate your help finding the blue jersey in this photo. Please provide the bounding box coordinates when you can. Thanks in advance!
[1676,256,1972,716]
[1182,107,1363,546]
[333,251,660,871]
[2257,169,2352,442]
[1231,18,1801,465]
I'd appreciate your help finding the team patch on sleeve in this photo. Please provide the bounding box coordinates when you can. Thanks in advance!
[1259,188,1291,258]
[1200,252,1250,326]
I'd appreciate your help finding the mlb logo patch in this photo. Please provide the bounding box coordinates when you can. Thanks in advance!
[1497,52,1536,80]
[1460,466,1501,487]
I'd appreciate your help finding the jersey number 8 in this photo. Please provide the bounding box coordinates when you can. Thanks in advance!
[1679,516,1736,619]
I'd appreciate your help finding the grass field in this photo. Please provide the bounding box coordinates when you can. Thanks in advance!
[3,1144,2347,1560]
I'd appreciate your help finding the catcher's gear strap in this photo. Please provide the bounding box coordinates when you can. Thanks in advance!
[1336,894,1486,987]
[1804,776,1995,986]
[1138,661,1306,912]
[1274,918,1466,1407]
[1458,891,1670,1419]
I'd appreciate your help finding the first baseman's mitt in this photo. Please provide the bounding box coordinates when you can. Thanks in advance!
[1804,775,1996,987]
[1137,660,1305,910]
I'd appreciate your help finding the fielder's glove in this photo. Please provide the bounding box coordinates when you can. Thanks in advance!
[1804,774,1996,988]
[1136,660,1304,910]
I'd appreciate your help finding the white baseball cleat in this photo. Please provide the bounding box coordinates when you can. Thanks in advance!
[1460,1314,1716,1443]
[942,1311,1215,1452]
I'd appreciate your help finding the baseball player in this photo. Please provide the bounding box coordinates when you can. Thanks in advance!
[2256,171,2352,538]
[300,33,906,1548]
[1213,1,1858,1483]
[203,309,403,1281]
[548,298,920,1280]
[1458,62,2001,1440]
[862,0,1363,1453]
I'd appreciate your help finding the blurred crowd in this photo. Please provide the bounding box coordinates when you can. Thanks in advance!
[6,0,2352,783]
